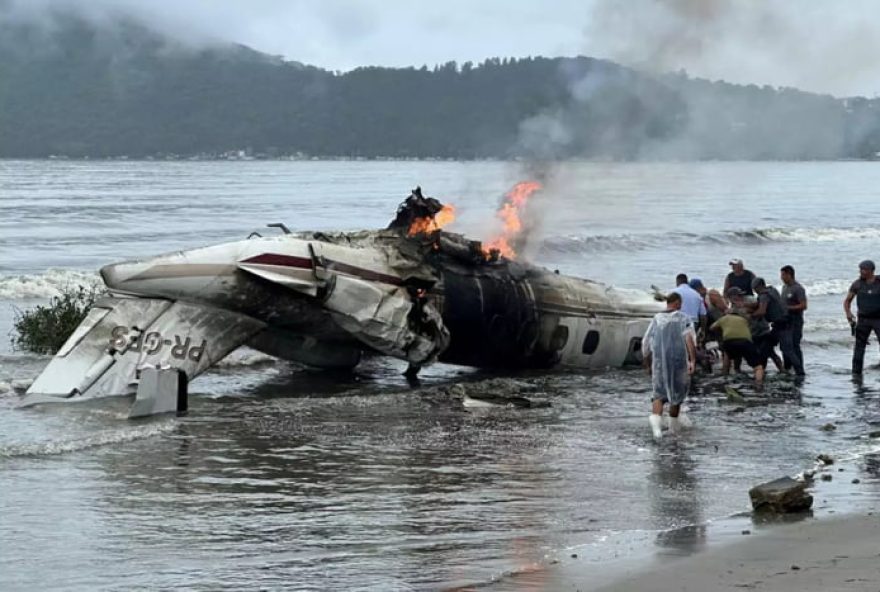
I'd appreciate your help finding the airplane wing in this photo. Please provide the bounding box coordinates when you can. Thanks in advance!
[21,295,265,406]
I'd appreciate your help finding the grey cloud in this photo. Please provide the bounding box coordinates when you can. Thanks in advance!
[6,0,880,96]
[1,0,590,71]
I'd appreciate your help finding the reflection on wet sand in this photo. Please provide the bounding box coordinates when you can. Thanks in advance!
[650,445,706,557]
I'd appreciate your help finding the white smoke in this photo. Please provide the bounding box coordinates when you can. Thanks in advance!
[585,0,880,98]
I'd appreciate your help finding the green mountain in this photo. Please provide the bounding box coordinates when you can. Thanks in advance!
[1,9,879,160]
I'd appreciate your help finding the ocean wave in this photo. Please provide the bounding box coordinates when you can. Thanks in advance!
[804,317,850,332]
[802,279,853,297]
[541,226,880,255]
[0,268,101,300]
[804,336,853,349]
[0,421,176,458]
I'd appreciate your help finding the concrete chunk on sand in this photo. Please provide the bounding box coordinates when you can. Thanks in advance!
[596,514,880,591]
[748,477,813,513]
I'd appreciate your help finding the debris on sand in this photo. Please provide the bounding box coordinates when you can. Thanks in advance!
[11,379,33,393]
[715,382,802,408]
[749,476,813,513]
[817,453,835,466]
[440,380,552,409]
[462,394,551,409]
[724,385,745,403]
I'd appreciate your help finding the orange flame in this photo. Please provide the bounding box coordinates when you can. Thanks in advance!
[407,204,456,236]
[482,181,542,259]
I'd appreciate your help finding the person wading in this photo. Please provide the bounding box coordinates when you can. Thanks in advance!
[711,309,766,387]
[845,260,880,375]
[673,273,707,334]
[724,258,756,297]
[642,292,697,439]
[780,265,807,376]
[752,277,803,376]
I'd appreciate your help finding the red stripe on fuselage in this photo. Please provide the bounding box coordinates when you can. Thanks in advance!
[241,253,314,269]
[241,253,403,286]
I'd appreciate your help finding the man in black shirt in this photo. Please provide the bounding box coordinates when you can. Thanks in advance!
[753,276,803,376]
[844,260,880,374]
[780,265,807,376]
[725,258,756,297]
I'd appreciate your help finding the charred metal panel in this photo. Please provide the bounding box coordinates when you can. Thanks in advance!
[437,270,540,368]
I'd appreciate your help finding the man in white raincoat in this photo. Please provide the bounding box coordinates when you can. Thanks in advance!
[642,292,697,438]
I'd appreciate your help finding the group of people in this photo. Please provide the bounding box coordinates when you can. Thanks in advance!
[641,258,815,439]
[643,257,880,438]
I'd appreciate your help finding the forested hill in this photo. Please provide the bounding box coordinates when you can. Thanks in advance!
[2,10,880,160]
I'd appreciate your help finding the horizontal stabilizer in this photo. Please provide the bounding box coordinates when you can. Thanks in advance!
[22,296,265,406]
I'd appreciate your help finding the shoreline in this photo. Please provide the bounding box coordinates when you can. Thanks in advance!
[486,445,880,592]
[594,511,880,591]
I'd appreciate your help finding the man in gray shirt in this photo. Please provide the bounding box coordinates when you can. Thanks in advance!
[844,260,880,375]
[780,265,807,376]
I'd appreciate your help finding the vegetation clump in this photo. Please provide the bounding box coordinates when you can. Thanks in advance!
[11,286,101,355]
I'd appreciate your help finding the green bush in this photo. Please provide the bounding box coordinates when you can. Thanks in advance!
[11,286,102,355]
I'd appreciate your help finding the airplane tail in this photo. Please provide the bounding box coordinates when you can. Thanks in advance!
[21,295,265,407]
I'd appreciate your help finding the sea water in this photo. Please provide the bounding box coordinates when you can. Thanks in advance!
[2,160,880,591]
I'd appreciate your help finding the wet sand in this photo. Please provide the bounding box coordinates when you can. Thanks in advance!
[595,512,880,591]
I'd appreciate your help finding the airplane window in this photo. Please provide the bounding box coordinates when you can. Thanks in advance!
[582,330,600,354]
[550,325,569,351]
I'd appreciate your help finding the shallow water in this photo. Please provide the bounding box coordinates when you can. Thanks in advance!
[2,160,880,591]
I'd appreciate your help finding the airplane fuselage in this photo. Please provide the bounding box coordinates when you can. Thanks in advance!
[24,229,661,405]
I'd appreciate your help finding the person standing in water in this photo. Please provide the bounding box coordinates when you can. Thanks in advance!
[673,273,707,332]
[642,292,697,439]
[752,277,803,376]
[710,309,766,387]
[780,265,807,375]
[845,260,880,375]
[724,258,756,297]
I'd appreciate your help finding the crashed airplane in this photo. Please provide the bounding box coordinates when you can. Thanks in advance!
[22,187,660,408]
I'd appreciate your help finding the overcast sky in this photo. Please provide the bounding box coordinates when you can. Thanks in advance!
[8,0,880,97]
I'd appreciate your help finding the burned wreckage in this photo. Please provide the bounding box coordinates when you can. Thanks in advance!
[22,187,660,409]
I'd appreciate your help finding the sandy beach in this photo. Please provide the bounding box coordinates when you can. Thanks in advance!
[595,512,880,591]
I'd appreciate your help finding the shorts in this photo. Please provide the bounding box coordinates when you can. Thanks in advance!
[753,333,775,367]
[722,338,763,368]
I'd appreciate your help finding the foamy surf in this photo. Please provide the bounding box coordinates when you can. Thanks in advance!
[802,279,854,297]
[0,420,177,458]
[540,226,880,255]
[0,268,101,300]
